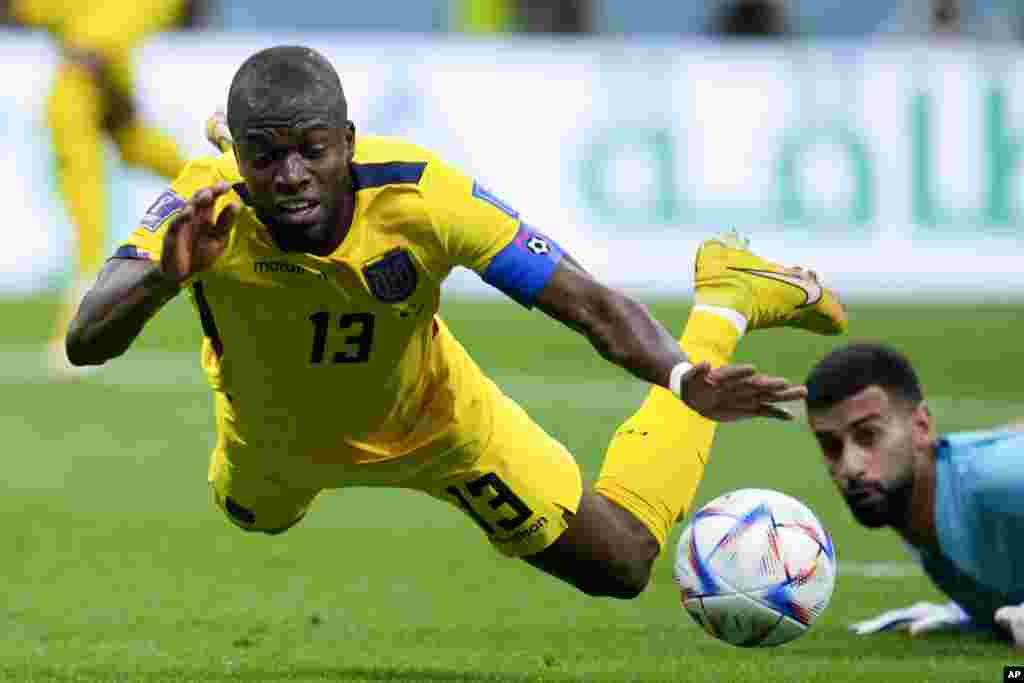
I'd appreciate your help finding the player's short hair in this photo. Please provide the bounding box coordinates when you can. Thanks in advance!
[227,45,347,139]
[805,343,924,413]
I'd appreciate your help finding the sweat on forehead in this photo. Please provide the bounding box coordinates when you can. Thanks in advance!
[227,46,347,137]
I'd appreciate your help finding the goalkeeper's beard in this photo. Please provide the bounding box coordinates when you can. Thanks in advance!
[846,476,913,529]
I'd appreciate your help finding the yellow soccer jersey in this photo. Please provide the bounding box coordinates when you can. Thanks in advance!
[14,0,192,94]
[13,0,190,54]
[120,136,566,467]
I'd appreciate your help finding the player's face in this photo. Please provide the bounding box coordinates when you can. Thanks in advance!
[808,386,933,528]
[235,118,355,253]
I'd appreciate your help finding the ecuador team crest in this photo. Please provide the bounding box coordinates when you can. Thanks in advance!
[363,249,419,303]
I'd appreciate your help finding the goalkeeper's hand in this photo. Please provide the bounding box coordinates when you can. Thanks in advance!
[849,601,972,636]
[995,603,1024,647]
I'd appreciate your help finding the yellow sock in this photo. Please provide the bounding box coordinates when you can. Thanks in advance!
[594,307,744,548]
[45,66,185,346]
[113,120,188,181]
[47,64,108,277]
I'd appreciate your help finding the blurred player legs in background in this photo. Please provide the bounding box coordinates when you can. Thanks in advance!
[4,0,205,378]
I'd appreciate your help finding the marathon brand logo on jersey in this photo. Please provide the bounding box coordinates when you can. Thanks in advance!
[498,515,550,546]
[363,249,419,303]
[254,261,328,280]
[472,181,519,219]
[140,190,185,232]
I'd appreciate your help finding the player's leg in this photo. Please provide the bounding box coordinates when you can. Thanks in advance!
[111,118,188,181]
[523,486,660,598]
[105,55,187,181]
[411,391,584,557]
[524,304,739,597]
[45,63,109,377]
[208,392,320,534]
[529,232,848,595]
[47,64,107,277]
[404,387,673,597]
[408,389,658,598]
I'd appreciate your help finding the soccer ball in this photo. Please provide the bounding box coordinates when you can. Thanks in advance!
[673,488,837,647]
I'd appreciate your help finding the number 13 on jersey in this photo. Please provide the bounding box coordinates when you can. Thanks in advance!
[308,311,375,364]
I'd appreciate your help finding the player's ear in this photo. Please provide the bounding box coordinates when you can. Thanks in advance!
[910,401,936,447]
[344,121,356,161]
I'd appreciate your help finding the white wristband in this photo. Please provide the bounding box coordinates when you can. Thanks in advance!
[669,361,695,399]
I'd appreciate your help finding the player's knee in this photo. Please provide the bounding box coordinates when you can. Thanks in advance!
[593,528,660,598]
[549,500,660,599]
[597,528,659,598]
[573,564,651,599]
[587,556,653,599]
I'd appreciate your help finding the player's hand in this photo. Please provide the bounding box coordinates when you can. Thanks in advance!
[849,601,972,636]
[160,183,239,285]
[679,363,806,422]
[205,110,233,153]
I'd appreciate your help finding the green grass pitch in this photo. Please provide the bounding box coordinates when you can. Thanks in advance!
[1,294,1021,682]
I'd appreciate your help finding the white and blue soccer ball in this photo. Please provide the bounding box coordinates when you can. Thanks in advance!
[674,488,837,647]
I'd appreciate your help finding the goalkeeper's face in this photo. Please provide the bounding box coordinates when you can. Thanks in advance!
[809,385,935,529]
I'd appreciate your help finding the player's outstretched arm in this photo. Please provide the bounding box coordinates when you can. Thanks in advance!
[66,184,238,366]
[66,259,181,366]
[533,260,805,421]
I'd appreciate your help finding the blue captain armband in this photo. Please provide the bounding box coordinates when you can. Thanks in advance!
[481,224,565,308]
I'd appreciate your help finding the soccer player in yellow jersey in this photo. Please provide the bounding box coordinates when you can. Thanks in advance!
[6,0,202,377]
[66,46,847,598]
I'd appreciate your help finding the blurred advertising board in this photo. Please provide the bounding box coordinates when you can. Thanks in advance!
[3,33,1022,299]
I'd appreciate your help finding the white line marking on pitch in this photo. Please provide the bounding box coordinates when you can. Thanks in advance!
[839,562,921,578]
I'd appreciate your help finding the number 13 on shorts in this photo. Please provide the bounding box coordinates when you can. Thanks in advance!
[430,394,583,557]
[446,473,534,533]
[443,471,565,556]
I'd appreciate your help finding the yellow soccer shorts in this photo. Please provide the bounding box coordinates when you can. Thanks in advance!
[208,390,583,557]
